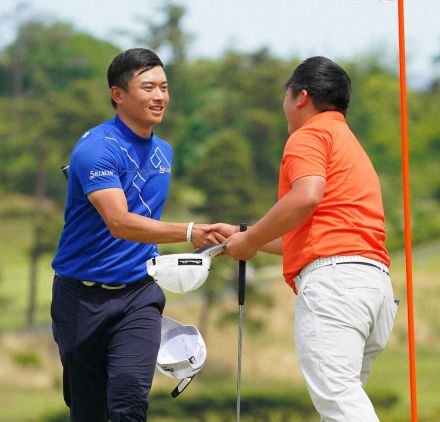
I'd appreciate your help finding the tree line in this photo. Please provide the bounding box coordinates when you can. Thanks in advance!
[1,3,439,324]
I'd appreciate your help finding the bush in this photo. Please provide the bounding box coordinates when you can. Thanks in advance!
[13,350,41,368]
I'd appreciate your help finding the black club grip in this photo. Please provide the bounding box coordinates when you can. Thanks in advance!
[238,223,247,305]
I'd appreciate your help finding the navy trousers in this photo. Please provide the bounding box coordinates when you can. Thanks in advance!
[51,275,165,422]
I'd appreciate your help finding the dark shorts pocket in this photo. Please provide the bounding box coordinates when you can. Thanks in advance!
[51,276,81,323]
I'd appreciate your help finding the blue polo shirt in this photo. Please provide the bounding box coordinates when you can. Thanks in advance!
[52,115,173,284]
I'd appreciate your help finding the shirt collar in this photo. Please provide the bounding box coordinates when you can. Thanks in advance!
[115,114,153,143]
[304,111,346,126]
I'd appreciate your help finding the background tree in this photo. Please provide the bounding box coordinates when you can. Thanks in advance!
[0,18,118,324]
[189,129,270,334]
[1,4,440,327]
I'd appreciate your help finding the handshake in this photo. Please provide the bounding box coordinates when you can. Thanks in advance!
[147,224,253,295]
[190,222,258,262]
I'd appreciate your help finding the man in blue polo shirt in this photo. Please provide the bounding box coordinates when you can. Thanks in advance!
[51,48,221,421]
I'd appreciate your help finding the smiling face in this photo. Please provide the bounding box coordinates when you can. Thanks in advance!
[111,66,169,138]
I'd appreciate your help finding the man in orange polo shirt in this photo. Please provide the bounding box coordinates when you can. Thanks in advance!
[218,57,398,421]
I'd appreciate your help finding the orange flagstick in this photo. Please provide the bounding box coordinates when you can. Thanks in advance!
[396,0,418,420]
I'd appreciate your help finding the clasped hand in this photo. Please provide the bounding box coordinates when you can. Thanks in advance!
[205,223,258,261]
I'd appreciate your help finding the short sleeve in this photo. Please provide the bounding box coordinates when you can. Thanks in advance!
[72,138,122,196]
[282,126,330,185]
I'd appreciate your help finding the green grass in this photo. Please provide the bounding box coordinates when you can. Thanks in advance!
[0,216,54,331]
[368,347,440,420]
[3,348,439,422]
[0,387,65,422]
[1,216,440,421]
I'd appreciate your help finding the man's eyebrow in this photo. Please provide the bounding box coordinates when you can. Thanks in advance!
[139,80,168,85]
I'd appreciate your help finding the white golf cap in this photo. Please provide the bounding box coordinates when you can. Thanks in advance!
[157,316,207,379]
[146,244,225,294]
[157,316,207,397]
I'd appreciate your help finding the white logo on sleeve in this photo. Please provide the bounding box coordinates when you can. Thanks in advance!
[89,170,114,180]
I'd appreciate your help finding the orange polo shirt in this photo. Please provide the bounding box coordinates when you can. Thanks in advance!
[278,111,390,290]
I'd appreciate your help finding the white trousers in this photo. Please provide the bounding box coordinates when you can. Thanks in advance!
[294,261,398,422]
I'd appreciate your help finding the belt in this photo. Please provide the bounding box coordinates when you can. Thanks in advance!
[298,255,389,279]
[55,273,154,290]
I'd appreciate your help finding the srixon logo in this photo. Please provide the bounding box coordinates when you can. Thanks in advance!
[178,259,202,266]
[89,170,114,180]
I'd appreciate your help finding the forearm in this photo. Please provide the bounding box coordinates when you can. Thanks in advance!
[88,188,196,244]
[247,193,314,248]
[247,176,325,249]
[109,212,188,243]
[259,237,282,255]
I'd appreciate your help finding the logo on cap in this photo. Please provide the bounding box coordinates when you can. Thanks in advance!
[178,259,203,265]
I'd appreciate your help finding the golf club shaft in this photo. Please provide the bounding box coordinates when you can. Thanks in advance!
[237,223,247,422]
[237,305,244,421]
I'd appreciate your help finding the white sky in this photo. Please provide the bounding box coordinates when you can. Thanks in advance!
[1,0,439,88]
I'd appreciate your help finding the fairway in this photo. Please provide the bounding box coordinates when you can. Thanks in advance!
[1,214,440,421]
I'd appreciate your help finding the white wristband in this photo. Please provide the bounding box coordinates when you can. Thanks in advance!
[186,222,195,242]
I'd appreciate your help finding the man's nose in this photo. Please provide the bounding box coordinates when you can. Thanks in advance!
[153,87,164,100]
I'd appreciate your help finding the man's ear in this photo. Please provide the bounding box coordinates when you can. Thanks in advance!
[110,86,124,106]
[296,89,309,108]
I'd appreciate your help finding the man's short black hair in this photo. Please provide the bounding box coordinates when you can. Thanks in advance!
[107,48,164,108]
[284,56,351,116]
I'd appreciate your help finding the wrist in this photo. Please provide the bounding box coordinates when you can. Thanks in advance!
[245,225,262,249]
[186,222,195,242]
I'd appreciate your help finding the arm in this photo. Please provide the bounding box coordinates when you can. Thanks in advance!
[259,237,282,255]
[88,188,220,247]
[225,175,325,260]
